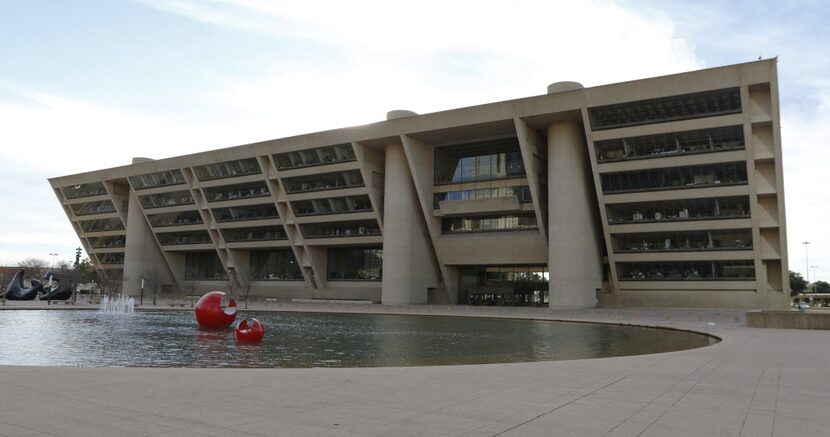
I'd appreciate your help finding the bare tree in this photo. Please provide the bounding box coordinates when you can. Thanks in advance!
[142,267,165,306]
[18,257,48,280]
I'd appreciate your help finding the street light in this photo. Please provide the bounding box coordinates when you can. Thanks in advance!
[49,253,58,269]
[811,266,819,290]
[802,242,810,283]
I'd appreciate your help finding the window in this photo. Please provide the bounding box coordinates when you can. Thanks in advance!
[273,143,356,170]
[433,185,532,208]
[212,204,279,222]
[441,214,537,233]
[97,253,124,264]
[139,190,195,209]
[203,182,269,202]
[71,200,116,216]
[291,194,373,216]
[282,170,364,193]
[300,220,380,239]
[79,218,124,232]
[611,229,752,253]
[250,250,302,280]
[185,252,227,280]
[63,182,107,199]
[147,211,203,227]
[588,87,742,130]
[327,247,382,280]
[129,170,186,190]
[221,226,287,242]
[459,265,549,306]
[88,235,125,248]
[605,196,750,224]
[193,158,261,181]
[434,137,525,185]
[616,260,755,281]
[600,162,747,194]
[157,230,211,245]
[595,125,745,162]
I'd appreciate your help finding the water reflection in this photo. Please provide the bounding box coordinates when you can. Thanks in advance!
[0,311,717,368]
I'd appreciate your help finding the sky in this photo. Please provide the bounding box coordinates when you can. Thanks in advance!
[0,0,828,281]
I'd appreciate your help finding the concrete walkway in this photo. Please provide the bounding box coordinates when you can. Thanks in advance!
[0,305,828,436]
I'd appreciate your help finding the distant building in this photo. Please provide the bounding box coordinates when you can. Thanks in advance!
[49,59,788,309]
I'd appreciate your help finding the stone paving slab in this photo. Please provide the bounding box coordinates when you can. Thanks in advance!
[0,306,828,436]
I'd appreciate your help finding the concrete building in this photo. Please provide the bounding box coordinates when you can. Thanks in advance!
[48,59,789,309]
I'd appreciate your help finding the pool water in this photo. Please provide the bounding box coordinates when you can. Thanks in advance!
[0,311,717,368]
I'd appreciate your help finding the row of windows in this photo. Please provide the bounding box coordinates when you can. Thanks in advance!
[148,211,203,228]
[611,229,752,253]
[130,170,186,190]
[62,182,107,199]
[194,158,261,181]
[97,253,125,264]
[601,162,747,194]
[459,265,549,306]
[434,137,525,185]
[588,87,742,130]
[616,260,754,281]
[283,169,364,194]
[442,213,538,233]
[204,182,269,202]
[292,194,373,216]
[299,220,381,239]
[274,143,356,170]
[139,190,194,209]
[71,200,116,216]
[250,250,302,280]
[88,235,126,248]
[595,125,744,162]
[79,217,124,233]
[433,185,532,209]
[157,230,211,246]
[222,226,287,242]
[606,196,750,224]
[213,204,279,222]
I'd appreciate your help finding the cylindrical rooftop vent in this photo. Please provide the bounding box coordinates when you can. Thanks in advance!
[386,110,418,120]
[132,157,154,164]
[547,81,584,94]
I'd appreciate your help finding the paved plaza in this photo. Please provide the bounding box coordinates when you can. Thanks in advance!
[0,304,828,436]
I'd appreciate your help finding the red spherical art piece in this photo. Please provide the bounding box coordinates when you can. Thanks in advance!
[235,318,265,342]
[194,291,237,329]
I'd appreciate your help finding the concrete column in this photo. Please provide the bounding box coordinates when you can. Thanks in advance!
[381,144,436,304]
[122,190,172,296]
[547,120,603,308]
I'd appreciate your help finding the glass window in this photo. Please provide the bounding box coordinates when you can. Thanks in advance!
[185,252,227,280]
[616,260,755,281]
[147,211,204,227]
[300,220,380,239]
[458,265,549,306]
[157,230,212,246]
[433,185,532,208]
[212,204,279,222]
[129,170,186,190]
[274,143,356,170]
[203,182,269,202]
[193,158,261,181]
[221,226,287,242]
[595,125,745,162]
[600,162,747,194]
[97,253,124,264]
[605,196,750,224]
[441,214,537,233]
[88,235,126,248]
[327,247,382,280]
[292,194,373,216]
[62,182,107,199]
[139,190,195,209]
[249,250,302,280]
[79,218,124,232]
[611,229,752,253]
[71,200,116,216]
[434,137,525,185]
[282,169,364,193]
[588,88,742,130]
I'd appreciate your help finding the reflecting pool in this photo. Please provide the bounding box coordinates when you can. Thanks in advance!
[0,311,717,368]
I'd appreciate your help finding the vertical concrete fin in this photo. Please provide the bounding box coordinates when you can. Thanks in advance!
[514,117,548,241]
[352,142,386,230]
[122,188,175,296]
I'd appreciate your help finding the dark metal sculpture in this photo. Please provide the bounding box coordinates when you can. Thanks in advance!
[38,272,73,301]
[2,269,43,300]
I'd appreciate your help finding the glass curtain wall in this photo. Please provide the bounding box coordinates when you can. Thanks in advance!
[157,230,211,245]
[300,220,380,238]
[433,185,532,208]
[442,214,537,233]
[601,162,747,194]
[79,218,124,232]
[88,236,126,248]
[282,170,364,193]
[434,137,525,185]
[71,200,116,216]
[193,158,261,181]
[62,182,107,199]
[203,182,269,202]
[221,226,287,242]
[327,247,382,280]
[185,252,227,280]
[458,265,549,306]
[595,125,745,162]
[212,204,279,222]
[147,211,203,227]
[97,253,124,264]
[611,229,753,252]
[616,260,755,281]
[130,170,186,190]
[139,190,195,209]
[605,196,750,224]
[291,194,373,216]
[273,143,356,170]
[249,250,302,280]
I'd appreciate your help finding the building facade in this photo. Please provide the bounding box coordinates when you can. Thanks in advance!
[49,59,789,309]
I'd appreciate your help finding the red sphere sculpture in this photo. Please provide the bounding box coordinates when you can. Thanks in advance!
[194,291,237,329]
[235,318,265,342]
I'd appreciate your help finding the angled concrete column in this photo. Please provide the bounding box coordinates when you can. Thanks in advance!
[122,191,172,295]
[381,144,437,304]
[547,121,602,308]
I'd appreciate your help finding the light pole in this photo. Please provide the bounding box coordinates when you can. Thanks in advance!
[49,253,58,269]
[802,242,810,283]
[811,266,819,291]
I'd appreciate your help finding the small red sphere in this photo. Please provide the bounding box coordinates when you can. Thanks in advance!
[194,291,237,329]
[235,318,265,342]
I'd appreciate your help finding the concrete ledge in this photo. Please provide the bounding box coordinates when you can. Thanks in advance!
[291,298,374,305]
[747,310,830,329]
